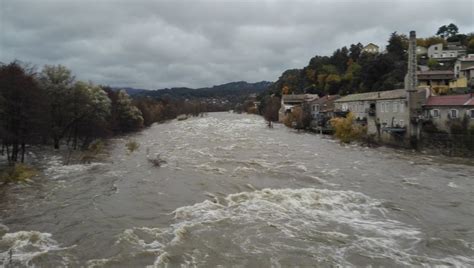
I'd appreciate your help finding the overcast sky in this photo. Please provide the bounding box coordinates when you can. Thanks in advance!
[1,0,473,89]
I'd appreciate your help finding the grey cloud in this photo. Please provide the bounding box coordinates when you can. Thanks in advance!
[1,0,473,89]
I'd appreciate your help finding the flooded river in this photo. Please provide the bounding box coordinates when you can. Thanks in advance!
[1,112,474,267]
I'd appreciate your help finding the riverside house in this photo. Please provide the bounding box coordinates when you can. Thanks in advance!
[309,95,341,130]
[424,93,474,132]
[334,88,429,142]
[278,94,319,122]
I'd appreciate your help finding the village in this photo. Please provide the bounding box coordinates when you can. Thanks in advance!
[277,31,474,155]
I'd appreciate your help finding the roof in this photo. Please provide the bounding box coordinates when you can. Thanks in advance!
[335,89,406,102]
[458,56,474,62]
[282,94,319,103]
[461,66,474,71]
[364,43,379,48]
[311,95,341,112]
[417,70,454,80]
[425,94,474,107]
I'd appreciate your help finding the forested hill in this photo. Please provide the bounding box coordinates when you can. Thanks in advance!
[118,81,272,102]
[264,24,473,99]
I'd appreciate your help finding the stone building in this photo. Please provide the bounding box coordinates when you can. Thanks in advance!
[424,94,474,132]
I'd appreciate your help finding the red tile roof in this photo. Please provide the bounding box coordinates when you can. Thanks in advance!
[425,94,474,106]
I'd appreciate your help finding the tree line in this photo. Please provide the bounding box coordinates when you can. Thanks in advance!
[258,24,474,122]
[0,61,214,165]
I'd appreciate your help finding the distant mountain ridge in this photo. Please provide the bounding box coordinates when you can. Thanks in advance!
[114,81,272,101]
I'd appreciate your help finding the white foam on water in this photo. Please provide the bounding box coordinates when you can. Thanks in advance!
[0,230,73,266]
[448,182,459,188]
[103,188,474,266]
[194,163,227,174]
[44,156,105,180]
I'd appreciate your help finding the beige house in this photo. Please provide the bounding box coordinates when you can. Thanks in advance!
[424,94,474,132]
[362,43,379,54]
[417,70,454,94]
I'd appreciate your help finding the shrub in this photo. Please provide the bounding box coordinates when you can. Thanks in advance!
[126,140,140,153]
[80,139,105,163]
[330,112,366,143]
[246,106,258,114]
[283,107,304,129]
[0,164,37,183]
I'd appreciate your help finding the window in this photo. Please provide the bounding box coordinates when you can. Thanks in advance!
[468,109,474,118]
[450,109,458,119]
[393,102,398,113]
[400,102,405,113]
[434,46,438,50]
[431,109,440,117]
[382,102,385,113]
[399,120,404,127]
[312,105,315,112]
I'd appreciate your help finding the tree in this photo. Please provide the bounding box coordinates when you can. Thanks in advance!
[262,96,281,126]
[0,62,48,163]
[386,32,408,60]
[71,82,111,148]
[436,23,459,39]
[330,112,366,143]
[39,64,76,149]
[114,90,144,132]
[427,58,439,70]
[467,38,474,54]
[349,43,364,61]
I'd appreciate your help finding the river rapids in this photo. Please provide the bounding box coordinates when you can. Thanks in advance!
[1,112,473,267]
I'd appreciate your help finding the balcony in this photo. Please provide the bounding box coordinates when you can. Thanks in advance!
[366,107,376,117]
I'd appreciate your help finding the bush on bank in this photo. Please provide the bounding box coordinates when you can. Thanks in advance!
[0,163,37,183]
[330,112,367,143]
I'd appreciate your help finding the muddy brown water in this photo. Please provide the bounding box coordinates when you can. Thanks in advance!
[1,112,473,267]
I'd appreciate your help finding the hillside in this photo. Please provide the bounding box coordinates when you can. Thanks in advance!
[119,81,271,98]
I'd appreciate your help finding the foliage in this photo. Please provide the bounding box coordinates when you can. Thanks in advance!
[126,140,140,153]
[330,113,366,143]
[436,23,459,39]
[448,117,469,135]
[0,163,37,183]
[427,58,439,70]
[262,96,281,123]
[283,105,311,130]
[0,61,48,164]
[467,38,474,54]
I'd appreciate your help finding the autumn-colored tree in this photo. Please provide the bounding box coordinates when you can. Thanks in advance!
[330,112,366,143]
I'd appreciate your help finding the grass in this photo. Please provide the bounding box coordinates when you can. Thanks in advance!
[0,163,38,183]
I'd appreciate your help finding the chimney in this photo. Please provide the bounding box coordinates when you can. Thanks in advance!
[407,30,417,92]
